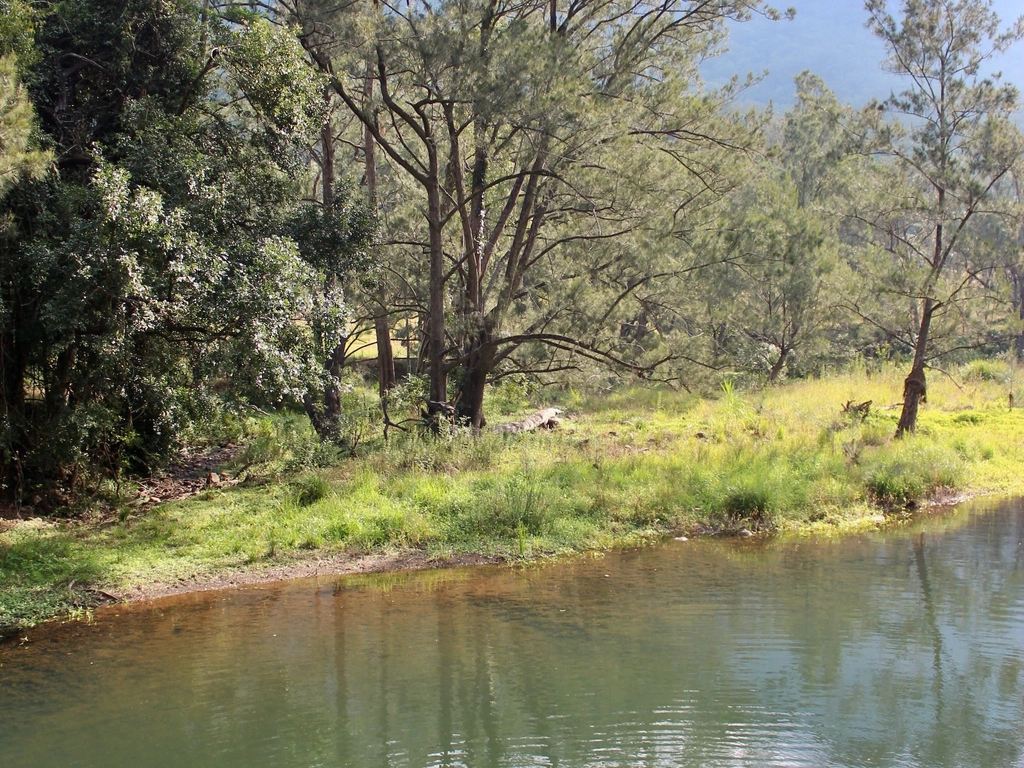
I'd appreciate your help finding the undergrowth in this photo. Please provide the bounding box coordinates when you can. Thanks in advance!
[4,362,1024,635]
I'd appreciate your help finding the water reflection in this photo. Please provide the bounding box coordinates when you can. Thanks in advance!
[2,499,1023,767]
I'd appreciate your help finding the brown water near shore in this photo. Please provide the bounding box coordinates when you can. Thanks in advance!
[3,497,1023,768]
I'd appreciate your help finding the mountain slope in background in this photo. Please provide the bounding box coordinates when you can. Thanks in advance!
[702,0,1024,108]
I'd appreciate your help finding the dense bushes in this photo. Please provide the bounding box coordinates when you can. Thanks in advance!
[0,0,375,505]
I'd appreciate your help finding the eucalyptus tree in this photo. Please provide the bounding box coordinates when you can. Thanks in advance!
[289,0,789,426]
[862,0,1024,437]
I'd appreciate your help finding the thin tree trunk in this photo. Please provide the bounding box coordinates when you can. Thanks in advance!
[897,181,947,439]
[426,182,447,404]
[896,297,935,438]
[321,122,344,402]
[1012,265,1024,360]
[321,121,334,210]
[307,119,348,436]
[46,344,77,412]
[0,330,26,420]
[324,337,345,415]
[452,116,490,427]
[373,311,396,395]
[362,65,396,396]
[0,329,27,500]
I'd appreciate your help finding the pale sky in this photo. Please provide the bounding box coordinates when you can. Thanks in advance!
[701,0,1024,108]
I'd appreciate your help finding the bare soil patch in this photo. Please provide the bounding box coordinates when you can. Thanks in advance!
[134,444,243,508]
[0,444,242,522]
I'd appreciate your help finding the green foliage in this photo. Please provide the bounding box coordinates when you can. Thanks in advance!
[231,413,341,478]
[224,16,329,143]
[27,0,207,163]
[678,72,869,383]
[0,0,39,65]
[782,71,854,208]
[289,190,378,277]
[0,54,50,198]
[294,474,332,506]
[6,366,1024,633]
[485,377,536,417]
[961,358,1010,383]
[707,171,841,381]
[859,0,1024,434]
[863,441,965,506]
[0,0,376,502]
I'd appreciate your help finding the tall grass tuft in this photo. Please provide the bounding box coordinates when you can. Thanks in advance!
[961,358,1010,383]
[862,441,965,506]
[294,474,332,506]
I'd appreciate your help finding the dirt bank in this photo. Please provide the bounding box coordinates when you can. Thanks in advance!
[104,548,505,603]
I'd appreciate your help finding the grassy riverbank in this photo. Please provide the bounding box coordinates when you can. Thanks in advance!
[4,363,1024,634]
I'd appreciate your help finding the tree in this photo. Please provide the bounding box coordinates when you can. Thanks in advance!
[0,0,374,502]
[0,57,50,197]
[675,73,868,383]
[0,0,50,198]
[781,71,855,210]
[710,172,841,382]
[994,176,1024,358]
[864,0,1024,437]
[290,0,789,427]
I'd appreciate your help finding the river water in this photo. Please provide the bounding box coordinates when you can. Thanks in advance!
[2,498,1023,767]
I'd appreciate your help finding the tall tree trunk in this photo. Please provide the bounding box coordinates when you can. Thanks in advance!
[363,66,396,396]
[1011,265,1024,360]
[373,310,396,396]
[426,182,447,404]
[321,120,334,210]
[0,330,26,421]
[452,118,491,427]
[321,121,345,406]
[453,147,548,423]
[895,297,935,438]
[0,328,27,499]
[305,119,348,437]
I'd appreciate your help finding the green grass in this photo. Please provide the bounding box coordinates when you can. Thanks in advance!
[5,363,1024,635]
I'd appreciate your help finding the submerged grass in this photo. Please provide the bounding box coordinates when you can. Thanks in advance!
[4,364,1024,634]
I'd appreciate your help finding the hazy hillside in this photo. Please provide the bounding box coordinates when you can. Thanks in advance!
[702,0,1024,108]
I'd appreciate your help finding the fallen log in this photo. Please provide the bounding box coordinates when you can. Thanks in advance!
[493,408,563,434]
[841,399,873,419]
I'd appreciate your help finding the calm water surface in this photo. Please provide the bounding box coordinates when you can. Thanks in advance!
[2,498,1024,767]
